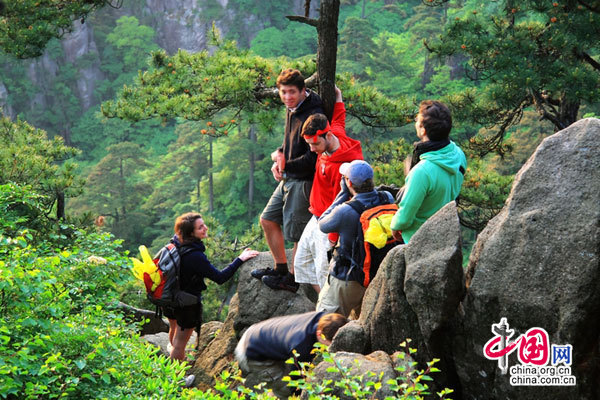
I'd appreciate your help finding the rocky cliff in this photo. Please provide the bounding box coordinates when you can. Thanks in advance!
[0,0,311,118]
[178,118,600,399]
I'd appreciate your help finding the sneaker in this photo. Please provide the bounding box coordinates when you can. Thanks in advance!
[262,273,299,293]
[183,374,196,388]
[250,267,280,280]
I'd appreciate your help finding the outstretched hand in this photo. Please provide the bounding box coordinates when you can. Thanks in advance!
[239,248,259,262]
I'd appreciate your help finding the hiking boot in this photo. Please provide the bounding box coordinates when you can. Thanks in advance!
[250,267,279,280]
[262,273,299,293]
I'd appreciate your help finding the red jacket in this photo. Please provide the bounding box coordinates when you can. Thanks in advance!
[309,102,363,218]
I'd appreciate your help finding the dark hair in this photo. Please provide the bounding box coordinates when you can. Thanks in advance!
[302,113,329,138]
[351,178,374,193]
[418,100,452,141]
[174,212,202,244]
[318,313,349,341]
[276,68,305,91]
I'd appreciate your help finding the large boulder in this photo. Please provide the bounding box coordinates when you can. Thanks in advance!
[404,201,465,344]
[332,201,464,395]
[455,118,600,400]
[190,295,240,391]
[234,252,316,336]
[358,244,426,356]
[191,251,315,389]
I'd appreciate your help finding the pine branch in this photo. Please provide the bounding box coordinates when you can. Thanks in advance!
[577,51,600,72]
[286,15,319,27]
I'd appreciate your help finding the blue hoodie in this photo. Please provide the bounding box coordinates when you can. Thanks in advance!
[319,188,394,282]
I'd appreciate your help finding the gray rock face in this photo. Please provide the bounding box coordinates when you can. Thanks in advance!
[331,202,464,394]
[233,252,316,336]
[145,0,211,54]
[60,22,104,110]
[329,320,367,354]
[191,293,240,391]
[456,118,600,400]
[0,82,15,118]
[357,245,426,356]
[404,201,464,343]
[191,251,315,389]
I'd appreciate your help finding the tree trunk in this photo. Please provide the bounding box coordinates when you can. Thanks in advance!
[248,124,256,219]
[63,123,72,146]
[208,136,214,213]
[316,0,340,120]
[421,55,436,88]
[56,190,65,220]
[119,158,126,217]
[197,179,201,211]
[558,97,579,131]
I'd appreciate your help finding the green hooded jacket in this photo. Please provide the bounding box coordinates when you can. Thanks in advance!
[391,141,466,243]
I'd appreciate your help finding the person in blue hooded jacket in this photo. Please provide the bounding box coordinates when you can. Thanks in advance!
[391,100,467,244]
[165,212,259,362]
[234,311,347,398]
[317,160,394,318]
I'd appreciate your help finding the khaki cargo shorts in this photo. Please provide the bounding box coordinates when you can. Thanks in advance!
[261,178,312,243]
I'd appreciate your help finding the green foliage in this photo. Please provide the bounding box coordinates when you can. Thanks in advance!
[0,0,112,59]
[360,31,425,97]
[70,142,152,250]
[71,110,175,163]
[0,183,49,240]
[458,156,514,232]
[0,184,198,399]
[427,0,600,152]
[102,39,316,122]
[281,340,452,400]
[0,116,83,216]
[368,137,413,186]
[338,16,377,78]
[202,339,452,399]
[100,15,159,96]
[250,24,317,59]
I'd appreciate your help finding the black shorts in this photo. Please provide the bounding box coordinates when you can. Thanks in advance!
[162,303,203,331]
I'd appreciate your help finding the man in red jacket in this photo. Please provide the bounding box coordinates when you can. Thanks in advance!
[282,87,363,294]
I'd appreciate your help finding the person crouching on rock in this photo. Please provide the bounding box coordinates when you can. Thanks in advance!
[234,311,348,399]
[165,212,259,362]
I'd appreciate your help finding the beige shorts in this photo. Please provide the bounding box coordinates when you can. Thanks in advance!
[316,272,366,319]
[293,216,330,287]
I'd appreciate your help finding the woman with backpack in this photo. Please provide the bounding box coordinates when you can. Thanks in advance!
[166,212,259,362]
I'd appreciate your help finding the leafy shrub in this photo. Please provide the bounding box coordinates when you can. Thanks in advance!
[0,185,199,399]
[192,340,452,399]
[282,340,453,400]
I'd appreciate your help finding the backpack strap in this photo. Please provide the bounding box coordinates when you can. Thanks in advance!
[178,245,195,257]
[346,197,367,215]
